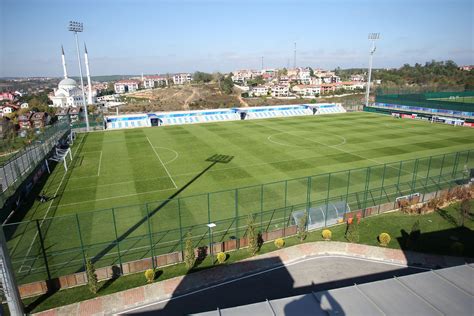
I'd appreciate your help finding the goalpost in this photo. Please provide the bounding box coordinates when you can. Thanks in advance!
[46,147,73,172]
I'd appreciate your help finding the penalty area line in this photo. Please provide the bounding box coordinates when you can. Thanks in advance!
[146,136,178,189]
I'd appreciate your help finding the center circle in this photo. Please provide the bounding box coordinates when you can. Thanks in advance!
[268,131,346,148]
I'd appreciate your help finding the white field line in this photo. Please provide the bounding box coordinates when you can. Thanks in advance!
[117,254,430,314]
[57,187,176,207]
[73,134,85,158]
[19,167,69,271]
[97,151,103,176]
[146,136,178,189]
[251,120,422,180]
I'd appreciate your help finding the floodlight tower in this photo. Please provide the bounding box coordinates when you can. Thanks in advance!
[68,21,90,131]
[365,33,380,107]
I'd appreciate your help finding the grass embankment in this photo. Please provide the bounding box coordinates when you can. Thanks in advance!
[17,200,473,314]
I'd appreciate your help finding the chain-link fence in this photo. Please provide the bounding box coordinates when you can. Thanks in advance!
[3,149,473,284]
[0,121,71,207]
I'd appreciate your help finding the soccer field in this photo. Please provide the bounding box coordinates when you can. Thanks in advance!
[428,96,474,103]
[6,111,474,283]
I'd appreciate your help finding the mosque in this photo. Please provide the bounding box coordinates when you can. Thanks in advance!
[49,45,94,108]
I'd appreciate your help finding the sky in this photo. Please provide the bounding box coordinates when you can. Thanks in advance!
[0,0,473,77]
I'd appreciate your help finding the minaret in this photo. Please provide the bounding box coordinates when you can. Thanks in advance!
[84,43,93,104]
[61,45,68,79]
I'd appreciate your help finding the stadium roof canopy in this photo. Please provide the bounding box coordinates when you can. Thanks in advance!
[194,264,473,315]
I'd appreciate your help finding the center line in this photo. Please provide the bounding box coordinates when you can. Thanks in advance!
[146,136,178,189]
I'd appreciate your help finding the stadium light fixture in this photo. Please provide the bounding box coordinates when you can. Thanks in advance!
[365,33,380,107]
[68,20,90,131]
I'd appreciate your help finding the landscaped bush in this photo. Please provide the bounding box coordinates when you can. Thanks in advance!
[144,269,155,283]
[217,252,227,264]
[322,229,332,240]
[378,232,391,246]
[184,232,195,270]
[86,258,98,294]
[247,215,259,256]
[297,211,308,242]
[274,238,285,248]
[450,242,464,256]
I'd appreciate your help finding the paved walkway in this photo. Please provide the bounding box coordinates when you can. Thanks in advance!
[34,241,470,316]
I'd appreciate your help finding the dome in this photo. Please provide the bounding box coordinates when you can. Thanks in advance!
[58,78,77,89]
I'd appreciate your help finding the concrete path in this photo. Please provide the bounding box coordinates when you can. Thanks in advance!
[34,241,470,316]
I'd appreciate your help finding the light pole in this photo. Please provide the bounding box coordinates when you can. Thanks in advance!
[365,33,380,107]
[68,21,90,131]
[0,225,24,315]
[206,223,216,264]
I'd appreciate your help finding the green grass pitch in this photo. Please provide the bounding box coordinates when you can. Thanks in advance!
[6,112,474,283]
[428,96,474,103]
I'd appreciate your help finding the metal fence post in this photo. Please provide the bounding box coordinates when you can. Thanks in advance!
[260,184,264,232]
[284,180,288,207]
[345,169,351,206]
[75,213,87,269]
[451,151,460,178]
[235,189,239,240]
[362,167,371,215]
[324,173,331,227]
[438,154,446,185]
[111,208,123,271]
[396,161,403,195]
[0,224,24,316]
[411,158,419,193]
[425,156,433,188]
[146,203,156,268]
[307,176,312,208]
[35,219,51,281]
[378,164,387,214]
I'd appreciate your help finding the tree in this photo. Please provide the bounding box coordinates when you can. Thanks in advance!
[247,75,265,87]
[309,67,314,77]
[184,232,195,270]
[193,71,213,83]
[221,76,234,94]
[459,199,471,227]
[86,258,98,294]
[247,215,258,256]
[297,211,308,242]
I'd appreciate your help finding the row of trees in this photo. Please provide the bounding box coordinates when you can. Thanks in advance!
[336,60,474,90]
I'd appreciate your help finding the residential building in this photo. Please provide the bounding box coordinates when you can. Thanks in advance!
[18,113,32,129]
[143,76,168,89]
[114,80,140,93]
[20,103,29,109]
[250,85,269,97]
[292,85,321,97]
[350,74,365,82]
[173,73,192,85]
[232,70,254,84]
[340,81,365,90]
[0,92,16,102]
[271,85,289,97]
[460,65,473,71]
[320,83,338,94]
[30,112,50,128]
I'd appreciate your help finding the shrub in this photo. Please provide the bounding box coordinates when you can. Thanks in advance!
[216,252,226,264]
[184,232,195,270]
[450,242,464,256]
[346,217,359,243]
[322,229,332,241]
[144,269,155,283]
[274,238,285,248]
[378,233,391,246]
[86,258,98,294]
[247,215,258,256]
[297,211,308,242]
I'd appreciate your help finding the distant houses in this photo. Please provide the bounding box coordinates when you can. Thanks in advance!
[114,80,140,94]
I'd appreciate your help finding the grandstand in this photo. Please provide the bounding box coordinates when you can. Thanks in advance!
[104,104,346,130]
[367,90,474,127]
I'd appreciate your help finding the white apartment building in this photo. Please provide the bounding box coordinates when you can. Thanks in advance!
[143,76,168,89]
[271,85,289,97]
[173,73,192,85]
[250,86,269,97]
[350,74,365,82]
[292,85,321,97]
[114,80,140,94]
